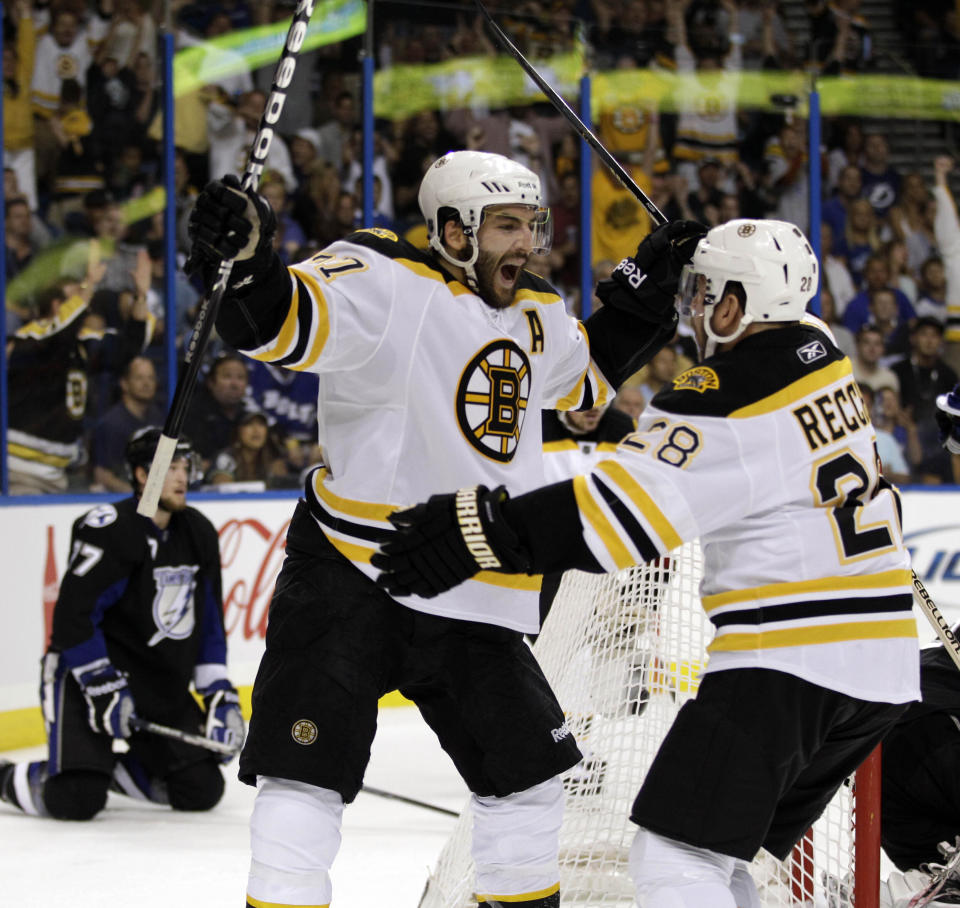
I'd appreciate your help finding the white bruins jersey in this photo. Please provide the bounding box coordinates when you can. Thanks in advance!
[237,229,610,633]
[574,322,919,703]
[541,408,636,483]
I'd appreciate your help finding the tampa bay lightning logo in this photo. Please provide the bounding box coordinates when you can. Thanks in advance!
[147,565,199,646]
[456,340,531,463]
[82,504,117,528]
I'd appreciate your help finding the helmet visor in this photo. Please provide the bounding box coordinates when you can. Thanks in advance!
[480,206,553,256]
[530,207,552,256]
[676,265,707,318]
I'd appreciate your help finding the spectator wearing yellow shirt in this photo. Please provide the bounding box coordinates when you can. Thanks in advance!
[3,0,37,210]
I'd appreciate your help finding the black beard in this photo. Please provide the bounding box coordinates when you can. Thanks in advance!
[474,248,517,310]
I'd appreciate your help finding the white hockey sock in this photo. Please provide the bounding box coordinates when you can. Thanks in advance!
[729,860,761,908]
[247,777,343,907]
[629,827,738,907]
[471,776,564,902]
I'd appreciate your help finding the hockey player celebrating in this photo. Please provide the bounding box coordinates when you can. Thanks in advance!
[0,427,243,820]
[374,218,921,907]
[184,151,705,908]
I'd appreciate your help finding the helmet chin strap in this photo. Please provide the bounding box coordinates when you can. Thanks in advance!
[432,233,480,292]
[700,308,753,360]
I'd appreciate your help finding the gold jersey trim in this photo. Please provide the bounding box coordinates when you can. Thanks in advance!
[311,468,395,522]
[250,275,303,363]
[729,359,851,419]
[595,459,683,552]
[573,474,635,569]
[701,568,914,612]
[707,618,918,653]
[477,882,561,903]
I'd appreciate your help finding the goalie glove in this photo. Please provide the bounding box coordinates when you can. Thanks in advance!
[185,174,277,292]
[936,386,960,454]
[198,679,245,761]
[372,486,532,599]
[72,658,137,739]
[595,219,707,328]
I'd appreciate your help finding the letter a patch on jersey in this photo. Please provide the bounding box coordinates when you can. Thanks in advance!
[456,340,531,462]
[147,566,199,646]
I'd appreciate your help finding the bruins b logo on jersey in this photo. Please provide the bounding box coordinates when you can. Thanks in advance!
[456,340,531,462]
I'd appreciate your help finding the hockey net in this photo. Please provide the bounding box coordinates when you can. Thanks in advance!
[419,543,881,908]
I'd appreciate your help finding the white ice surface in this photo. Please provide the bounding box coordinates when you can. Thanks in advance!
[0,706,468,908]
[0,705,902,908]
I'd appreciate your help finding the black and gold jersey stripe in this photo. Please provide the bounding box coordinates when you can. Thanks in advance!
[654,324,848,419]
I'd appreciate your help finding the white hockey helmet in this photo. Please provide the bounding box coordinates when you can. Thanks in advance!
[677,218,819,351]
[418,150,551,289]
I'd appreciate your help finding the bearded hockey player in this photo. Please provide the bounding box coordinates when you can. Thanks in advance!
[374,218,921,907]
[0,428,243,821]
[184,150,705,908]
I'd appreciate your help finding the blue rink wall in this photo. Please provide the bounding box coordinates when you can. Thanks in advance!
[1,487,958,750]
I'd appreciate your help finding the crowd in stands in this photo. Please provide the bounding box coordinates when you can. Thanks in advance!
[4,0,960,492]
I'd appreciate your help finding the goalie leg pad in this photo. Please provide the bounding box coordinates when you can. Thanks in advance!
[629,827,738,908]
[247,777,343,907]
[471,776,564,902]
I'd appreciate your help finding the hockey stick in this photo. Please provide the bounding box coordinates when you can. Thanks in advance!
[130,717,239,757]
[911,570,960,671]
[473,0,667,227]
[137,0,318,517]
[361,785,460,818]
[131,718,460,815]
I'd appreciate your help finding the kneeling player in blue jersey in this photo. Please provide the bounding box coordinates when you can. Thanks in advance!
[0,428,243,821]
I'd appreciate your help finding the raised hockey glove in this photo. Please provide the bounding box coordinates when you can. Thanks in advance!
[198,679,245,761]
[936,385,960,454]
[595,219,707,328]
[72,659,137,739]
[372,486,532,599]
[185,174,277,289]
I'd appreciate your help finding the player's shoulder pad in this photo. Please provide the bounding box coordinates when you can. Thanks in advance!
[344,229,431,265]
[71,498,144,550]
[653,323,847,418]
[515,269,564,306]
[341,229,469,288]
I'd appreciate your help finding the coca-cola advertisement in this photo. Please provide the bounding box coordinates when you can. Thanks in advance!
[0,496,297,718]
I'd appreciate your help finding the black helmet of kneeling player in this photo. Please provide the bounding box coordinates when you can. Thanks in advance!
[125,426,200,489]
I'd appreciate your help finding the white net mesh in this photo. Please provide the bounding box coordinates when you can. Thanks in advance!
[420,545,871,908]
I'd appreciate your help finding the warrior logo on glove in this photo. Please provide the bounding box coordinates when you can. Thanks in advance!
[455,487,502,569]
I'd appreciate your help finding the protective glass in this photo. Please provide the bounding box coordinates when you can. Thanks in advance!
[480,207,553,255]
[676,266,707,317]
[172,447,203,486]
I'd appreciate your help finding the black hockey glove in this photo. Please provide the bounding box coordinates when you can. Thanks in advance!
[595,219,708,328]
[185,174,277,291]
[937,385,960,454]
[197,678,245,761]
[71,658,137,739]
[372,485,533,599]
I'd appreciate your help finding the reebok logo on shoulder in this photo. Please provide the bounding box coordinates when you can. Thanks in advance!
[551,720,572,742]
[797,340,827,364]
